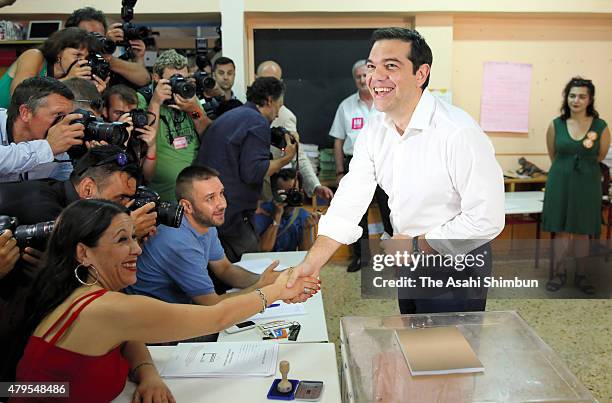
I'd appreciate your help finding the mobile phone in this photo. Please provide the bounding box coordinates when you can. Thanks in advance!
[224,320,256,334]
[295,381,324,401]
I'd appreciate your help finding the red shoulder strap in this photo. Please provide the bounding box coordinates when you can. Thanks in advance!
[42,289,107,345]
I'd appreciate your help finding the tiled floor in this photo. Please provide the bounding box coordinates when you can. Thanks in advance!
[319,262,612,402]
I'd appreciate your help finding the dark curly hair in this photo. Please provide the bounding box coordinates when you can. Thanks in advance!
[246,77,285,107]
[65,7,108,32]
[560,77,599,121]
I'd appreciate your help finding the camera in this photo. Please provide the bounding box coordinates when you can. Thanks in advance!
[275,188,304,207]
[129,108,149,129]
[270,126,296,149]
[118,0,158,60]
[72,108,129,146]
[168,74,196,100]
[86,52,111,81]
[130,186,184,228]
[91,32,116,55]
[0,216,55,248]
[192,71,216,95]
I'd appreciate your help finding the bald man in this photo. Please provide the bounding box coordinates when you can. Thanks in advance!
[257,60,334,202]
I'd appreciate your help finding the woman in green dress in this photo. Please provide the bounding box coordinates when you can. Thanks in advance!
[542,77,610,293]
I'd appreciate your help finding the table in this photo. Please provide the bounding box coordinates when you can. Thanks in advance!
[218,251,329,344]
[113,343,341,403]
[504,191,545,267]
[504,175,547,192]
[339,311,596,403]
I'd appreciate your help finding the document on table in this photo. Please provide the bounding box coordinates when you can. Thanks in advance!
[160,342,278,378]
[249,300,306,321]
[235,258,290,275]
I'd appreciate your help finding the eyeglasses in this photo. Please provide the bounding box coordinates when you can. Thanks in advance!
[76,152,130,176]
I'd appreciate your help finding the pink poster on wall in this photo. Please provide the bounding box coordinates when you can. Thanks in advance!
[480,61,532,133]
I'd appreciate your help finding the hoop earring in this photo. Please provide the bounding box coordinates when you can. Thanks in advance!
[74,264,100,286]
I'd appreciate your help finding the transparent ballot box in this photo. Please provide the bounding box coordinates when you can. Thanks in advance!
[339,311,596,403]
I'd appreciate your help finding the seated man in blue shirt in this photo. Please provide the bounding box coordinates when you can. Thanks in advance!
[125,165,279,305]
[254,168,320,252]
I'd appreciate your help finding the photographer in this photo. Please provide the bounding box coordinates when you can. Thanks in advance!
[256,60,334,202]
[255,168,320,252]
[0,77,84,183]
[103,84,157,182]
[63,77,105,118]
[65,7,151,88]
[0,27,103,108]
[139,49,211,201]
[213,56,237,102]
[0,145,156,240]
[196,77,296,262]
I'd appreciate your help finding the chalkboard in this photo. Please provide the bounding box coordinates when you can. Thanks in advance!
[254,28,375,148]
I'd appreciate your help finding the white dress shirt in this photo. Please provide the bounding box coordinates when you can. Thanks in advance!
[318,90,505,255]
[329,92,377,156]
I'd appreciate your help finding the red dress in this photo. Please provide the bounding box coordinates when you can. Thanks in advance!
[12,289,129,403]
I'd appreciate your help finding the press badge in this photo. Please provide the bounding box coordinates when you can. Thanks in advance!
[173,136,188,150]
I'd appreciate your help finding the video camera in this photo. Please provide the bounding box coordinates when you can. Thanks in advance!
[0,216,55,249]
[130,186,184,228]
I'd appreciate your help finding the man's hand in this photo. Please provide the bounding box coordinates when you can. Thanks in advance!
[286,261,319,289]
[150,79,172,107]
[106,23,124,43]
[305,211,321,229]
[92,74,110,94]
[170,94,202,115]
[21,247,43,268]
[46,113,85,155]
[314,185,334,200]
[129,202,158,240]
[63,59,92,80]
[0,230,19,279]
[129,40,146,62]
[255,260,281,288]
[274,268,320,301]
[134,125,157,148]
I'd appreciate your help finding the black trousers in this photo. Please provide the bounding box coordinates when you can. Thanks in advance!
[344,156,393,262]
[398,243,492,314]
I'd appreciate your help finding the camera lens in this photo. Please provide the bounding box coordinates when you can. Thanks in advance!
[14,221,54,248]
[85,121,129,146]
[156,202,184,228]
[169,74,196,100]
[130,109,149,129]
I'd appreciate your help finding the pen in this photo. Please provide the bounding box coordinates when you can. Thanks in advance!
[268,303,280,308]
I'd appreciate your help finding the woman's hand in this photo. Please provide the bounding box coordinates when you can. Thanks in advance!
[132,374,175,403]
[64,59,92,80]
[272,268,320,301]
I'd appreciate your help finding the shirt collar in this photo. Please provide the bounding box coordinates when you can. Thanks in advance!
[382,89,436,135]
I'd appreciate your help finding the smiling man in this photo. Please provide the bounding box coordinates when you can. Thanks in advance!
[287,27,505,314]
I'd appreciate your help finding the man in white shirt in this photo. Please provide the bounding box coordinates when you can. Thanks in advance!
[287,28,505,314]
[329,59,393,272]
[0,77,84,183]
[256,60,334,202]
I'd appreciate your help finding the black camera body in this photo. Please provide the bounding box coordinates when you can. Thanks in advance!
[0,216,54,249]
[72,108,129,146]
[193,71,216,95]
[168,74,196,100]
[118,0,157,60]
[275,188,304,207]
[129,108,149,129]
[86,52,111,81]
[130,186,184,228]
[270,126,296,149]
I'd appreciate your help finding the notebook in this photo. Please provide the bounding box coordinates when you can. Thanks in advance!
[395,326,484,376]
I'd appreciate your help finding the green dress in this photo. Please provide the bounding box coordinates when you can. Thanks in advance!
[542,117,608,236]
[0,61,48,109]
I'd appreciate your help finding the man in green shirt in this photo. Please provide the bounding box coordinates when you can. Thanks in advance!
[139,49,211,201]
